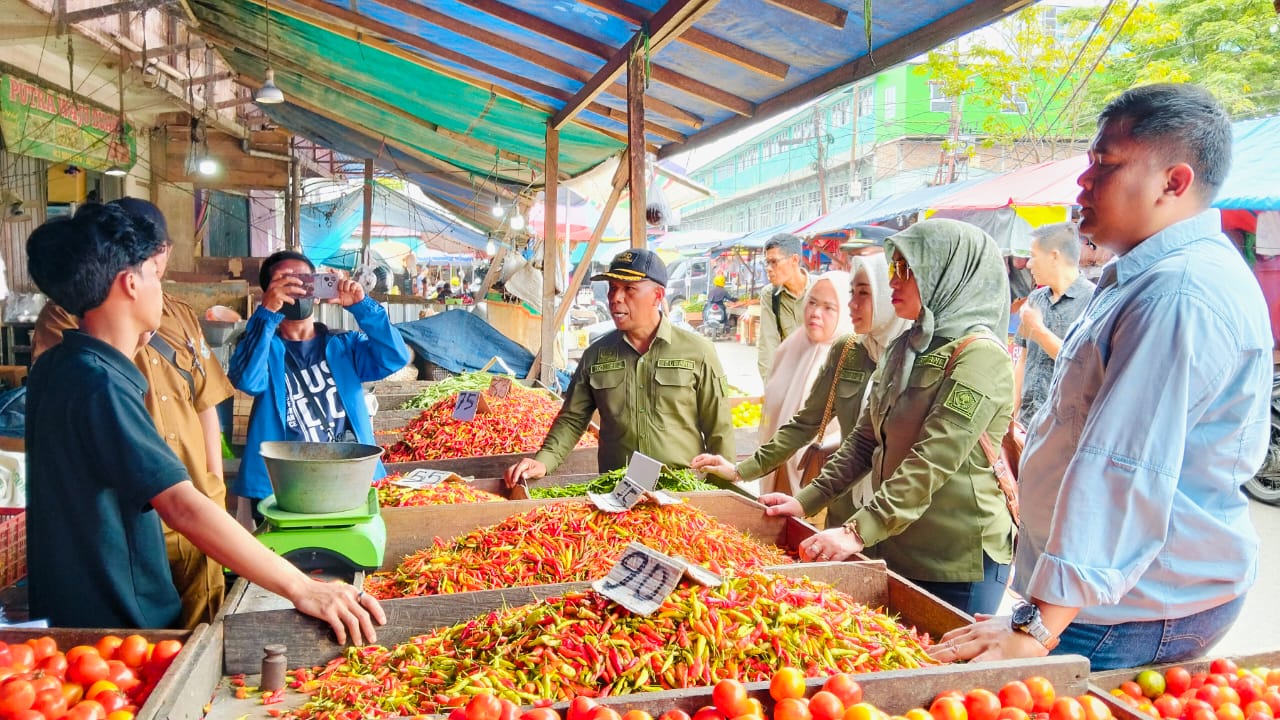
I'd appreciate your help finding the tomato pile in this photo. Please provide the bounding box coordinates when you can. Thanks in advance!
[0,634,182,720]
[434,671,1096,720]
[1108,658,1280,720]
[295,574,935,718]
[374,477,506,507]
[363,501,791,598]
[383,388,597,463]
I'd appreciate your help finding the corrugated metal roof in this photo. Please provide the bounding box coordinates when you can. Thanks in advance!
[186,0,1020,212]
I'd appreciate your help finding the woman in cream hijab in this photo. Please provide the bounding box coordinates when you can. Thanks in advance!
[693,255,910,522]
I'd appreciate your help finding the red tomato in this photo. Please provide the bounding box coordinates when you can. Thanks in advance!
[34,686,70,718]
[67,699,108,720]
[63,647,97,666]
[1220,705,1247,720]
[1237,677,1266,708]
[11,709,48,720]
[1262,691,1280,716]
[713,680,752,718]
[1026,677,1057,714]
[104,662,137,694]
[62,682,85,706]
[1153,694,1184,719]
[810,691,847,720]
[744,700,764,719]
[465,694,504,720]
[0,679,37,715]
[1198,685,1226,709]
[26,637,59,663]
[94,637,123,662]
[69,655,110,688]
[143,641,181,679]
[824,674,864,708]
[1211,660,1240,677]
[1078,695,1113,720]
[1243,701,1273,718]
[9,644,37,672]
[1209,676,1233,689]
[568,697,600,720]
[39,652,69,680]
[1166,668,1193,697]
[996,709,1029,720]
[691,707,727,720]
[114,638,148,672]
[771,667,807,702]
[588,708,622,720]
[659,711,692,720]
[621,711,653,720]
[522,710,561,720]
[29,676,60,695]
[1249,713,1275,720]
[1049,698,1085,720]
[450,708,469,720]
[930,695,968,720]
[0,642,13,668]
[98,691,129,715]
[999,682,1034,713]
[965,689,1002,720]
[107,712,136,720]
[776,698,813,720]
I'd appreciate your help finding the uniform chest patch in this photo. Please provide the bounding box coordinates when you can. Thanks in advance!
[656,359,696,370]
[591,360,625,374]
[838,369,866,383]
[943,381,983,420]
[918,353,947,370]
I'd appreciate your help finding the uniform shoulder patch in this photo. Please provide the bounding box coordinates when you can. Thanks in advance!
[943,381,983,421]
[591,360,625,374]
[656,358,696,370]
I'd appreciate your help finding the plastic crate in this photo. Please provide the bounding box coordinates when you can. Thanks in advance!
[0,508,26,588]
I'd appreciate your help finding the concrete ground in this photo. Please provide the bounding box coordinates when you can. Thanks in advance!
[713,336,1280,657]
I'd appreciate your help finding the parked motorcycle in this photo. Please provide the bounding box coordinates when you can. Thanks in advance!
[1243,370,1280,505]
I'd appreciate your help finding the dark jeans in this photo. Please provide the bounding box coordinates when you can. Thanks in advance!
[1053,595,1246,671]
[911,552,1010,616]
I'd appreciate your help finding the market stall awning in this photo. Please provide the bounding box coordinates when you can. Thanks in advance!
[802,178,988,236]
[185,0,1024,211]
[927,155,1089,211]
[1217,117,1280,212]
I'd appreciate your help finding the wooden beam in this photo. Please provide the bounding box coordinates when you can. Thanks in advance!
[760,0,847,29]
[141,41,206,60]
[199,26,543,176]
[538,123,561,388]
[628,50,646,247]
[577,0,789,81]
[62,0,175,24]
[550,150,628,333]
[256,0,688,142]
[214,95,254,109]
[456,0,755,112]
[180,70,235,86]
[658,0,1015,159]
[360,158,374,257]
[552,0,720,130]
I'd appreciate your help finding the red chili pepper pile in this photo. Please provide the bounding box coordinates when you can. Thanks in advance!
[294,573,936,719]
[374,476,506,507]
[363,501,790,599]
[383,387,597,462]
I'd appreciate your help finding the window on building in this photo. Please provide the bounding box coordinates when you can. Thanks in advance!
[758,206,771,229]
[790,195,803,220]
[831,100,851,127]
[857,86,874,118]
[884,87,897,121]
[735,211,747,232]
[859,175,873,199]
[739,150,758,170]
[774,200,787,224]
[829,183,849,204]
[930,83,952,113]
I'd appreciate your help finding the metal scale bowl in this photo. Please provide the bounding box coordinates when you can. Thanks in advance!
[256,441,387,571]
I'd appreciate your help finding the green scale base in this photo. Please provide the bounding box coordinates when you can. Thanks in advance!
[256,488,386,571]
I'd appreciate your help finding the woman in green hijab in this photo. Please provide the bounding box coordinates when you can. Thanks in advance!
[761,219,1017,616]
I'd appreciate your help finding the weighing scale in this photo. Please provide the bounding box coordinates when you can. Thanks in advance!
[256,487,386,572]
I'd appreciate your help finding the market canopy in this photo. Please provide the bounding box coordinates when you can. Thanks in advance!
[927,155,1089,212]
[1216,117,1280,212]
[802,177,989,236]
[187,0,1027,217]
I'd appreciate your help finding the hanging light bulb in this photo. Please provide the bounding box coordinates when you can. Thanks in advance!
[509,214,526,231]
[490,198,504,217]
[198,157,218,175]
[486,237,497,257]
[105,165,128,177]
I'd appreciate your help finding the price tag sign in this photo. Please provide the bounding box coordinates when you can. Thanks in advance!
[593,542,686,615]
[391,469,461,488]
[452,390,488,421]
[588,452,664,512]
[488,376,513,398]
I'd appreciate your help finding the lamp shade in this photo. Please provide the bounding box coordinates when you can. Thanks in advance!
[255,68,285,104]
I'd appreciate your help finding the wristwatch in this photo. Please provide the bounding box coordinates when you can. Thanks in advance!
[1011,601,1060,650]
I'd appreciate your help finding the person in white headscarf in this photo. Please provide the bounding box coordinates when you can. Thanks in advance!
[693,257,910,525]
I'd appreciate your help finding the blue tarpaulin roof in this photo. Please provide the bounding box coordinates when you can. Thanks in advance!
[395,311,570,391]
[1216,117,1280,212]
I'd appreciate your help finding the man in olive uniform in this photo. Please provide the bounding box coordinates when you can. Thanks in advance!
[757,234,813,379]
[31,197,235,629]
[505,249,735,485]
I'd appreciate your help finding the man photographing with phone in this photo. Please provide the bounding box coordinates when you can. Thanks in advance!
[229,251,411,521]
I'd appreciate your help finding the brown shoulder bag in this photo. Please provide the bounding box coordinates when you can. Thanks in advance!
[944,335,1025,526]
[798,336,858,486]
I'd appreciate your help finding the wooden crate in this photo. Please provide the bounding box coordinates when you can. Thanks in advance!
[221,561,965,675]
[1089,650,1280,720]
[379,490,815,570]
[231,389,254,445]
[382,445,601,479]
[0,624,222,720]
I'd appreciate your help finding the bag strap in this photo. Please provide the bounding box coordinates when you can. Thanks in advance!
[771,287,784,339]
[815,335,858,441]
[147,333,196,399]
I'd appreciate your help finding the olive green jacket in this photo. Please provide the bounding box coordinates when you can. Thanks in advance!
[534,317,735,474]
[735,334,874,527]
[795,335,1015,583]
[757,274,812,379]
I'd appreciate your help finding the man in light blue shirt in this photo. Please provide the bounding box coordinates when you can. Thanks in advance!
[934,84,1271,670]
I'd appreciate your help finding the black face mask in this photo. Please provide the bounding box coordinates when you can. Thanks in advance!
[281,298,314,321]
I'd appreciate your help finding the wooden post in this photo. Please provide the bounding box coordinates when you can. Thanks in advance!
[539,124,561,389]
[360,158,374,261]
[627,46,646,249]
[288,155,302,250]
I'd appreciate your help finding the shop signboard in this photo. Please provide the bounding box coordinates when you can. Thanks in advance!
[1,73,136,172]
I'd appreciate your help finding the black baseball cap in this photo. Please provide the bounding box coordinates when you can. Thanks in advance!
[591,248,668,287]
